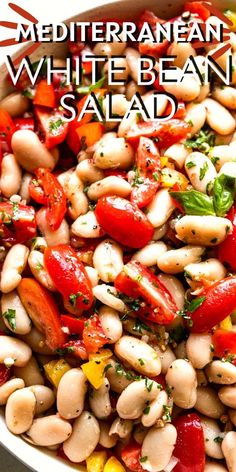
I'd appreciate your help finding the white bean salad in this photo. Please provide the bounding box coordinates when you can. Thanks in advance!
[1,3,236,472]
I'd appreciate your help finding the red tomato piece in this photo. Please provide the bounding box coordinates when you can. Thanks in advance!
[212,329,236,358]
[44,244,93,315]
[17,278,66,350]
[14,117,35,132]
[76,122,104,149]
[52,73,73,103]
[184,1,210,21]
[35,107,68,149]
[33,79,56,108]
[82,314,108,353]
[218,205,236,271]
[121,441,144,472]
[0,364,11,387]
[115,261,177,324]
[95,196,154,249]
[126,119,191,148]
[152,373,166,389]
[165,101,186,119]
[61,315,85,336]
[138,10,169,57]
[62,339,88,360]
[0,109,16,149]
[28,177,47,205]
[189,277,236,333]
[35,168,67,231]
[0,201,36,246]
[131,137,160,208]
[173,413,205,472]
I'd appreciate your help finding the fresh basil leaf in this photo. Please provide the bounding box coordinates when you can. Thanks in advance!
[213,173,235,217]
[170,190,215,216]
[187,296,206,312]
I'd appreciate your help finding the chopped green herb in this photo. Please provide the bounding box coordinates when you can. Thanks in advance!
[163,404,172,422]
[69,292,82,307]
[185,127,215,152]
[49,118,64,134]
[140,457,148,463]
[186,161,196,169]
[138,358,145,366]
[143,405,150,415]
[214,436,223,443]
[132,319,153,335]
[199,161,209,181]
[2,309,16,331]
[145,378,153,392]
[104,363,112,373]
[187,296,206,313]
[56,346,75,356]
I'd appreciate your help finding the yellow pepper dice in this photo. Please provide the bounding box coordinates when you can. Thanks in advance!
[89,349,113,362]
[86,451,107,472]
[44,359,71,388]
[220,315,233,331]
[224,10,236,32]
[104,456,126,472]
[82,359,107,389]
[160,168,189,190]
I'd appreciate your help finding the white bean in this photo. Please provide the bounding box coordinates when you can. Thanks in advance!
[146,189,176,228]
[205,461,228,472]
[203,98,235,135]
[166,359,197,409]
[20,327,52,355]
[219,386,236,409]
[212,86,236,110]
[0,154,22,198]
[185,103,207,137]
[103,93,130,118]
[88,176,131,201]
[157,245,205,274]
[5,388,36,434]
[1,290,31,335]
[222,431,236,472]
[12,130,57,171]
[19,172,32,203]
[157,274,185,310]
[93,285,127,313]
[99,421,117,448]
[93,239,123,283]
[194,386,225,418]
[89,378,112,419]
[0,378,25,406]
[85,266,98,287]
[28,250,55,291]
[27,415,72,446]
[116,379,161,419]
[126,80,146,100]
[93,137,134,169]
[185,152,217,193]
[14,356,44,386]
[0,244,29,293]
[63,171,88,220]
[98,305,122,343]
[115,336,161,377]
[76,159,105,183]
[206,361,236,385]
[186,334,213,369]
[0,336,32,367]
[0,92,30,116]
[71,211,103,239]
[36,208,70,246]
[167,41,196,68]
[29,385,55,415]
[125,47,140,82]
[105,358,132,393]
[109,417,132,439]
[152,345,176,374]
[164,143,190,169]
[141,424,177,472]
[141,390,168,427]
[229,409,236,426]
[63,411,100,463]
[163,70,200,101]
[200,415,224,459]
[209,143,236,171]
[175,215,232,246]
[184,258,227,291]
[132,242,167,267]
[57,368,87,420]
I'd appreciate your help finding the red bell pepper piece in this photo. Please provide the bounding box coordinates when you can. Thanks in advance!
[184,1,210,21]
[0,364,11,387]
[61,315,85,336]
[212,329,236,358]
[17,278,66,350]
[44,244,93,315]
[173,413,205,472]
[33,79,56,108]
[189,277,236,333]
[0,109,16,149]
[82,314,108,353]
[14,117,35,132]
[95,196,154,249]
[34,168,67,230]
[121,441,144,472]
[126,119,191,148]
[0,201,36,246]
[35,107,68,149]
[218,205,236,271]
[115,261,177,325]
[62,339,88,360]
[76,122,104,149]
[131,137,161,208]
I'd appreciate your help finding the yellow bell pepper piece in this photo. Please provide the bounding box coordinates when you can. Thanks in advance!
[89,349,113,362]
[44,359,71,388]
[82,359,107,389]
[104,457,126,472]
[224,10,236,32]
[161,168,189,190]
[220,315,233,331]
[86,451,107,472]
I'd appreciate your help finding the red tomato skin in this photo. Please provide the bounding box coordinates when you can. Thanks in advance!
[173,413,205,472]
[0,202,36,246]
[44,244,93,314]
[0,109,16,149]
[62,339,88,360]
[35,168,67,231]
[61,315,85,336]
[126,119,191,148]
[14,117,35,132]
[0,364,11,387]
[212,329,236,358]
[28,178,47,205]
[33,80,56,108]
[95,196,154,249]
[184,1,210,21]
[121,441,144,472]
[218,205,236,271]
[190,277,236,333]
[82,314,108,353]
[35,107,68,149]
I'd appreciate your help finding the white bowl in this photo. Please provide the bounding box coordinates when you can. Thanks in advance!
[0,0,234,470]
